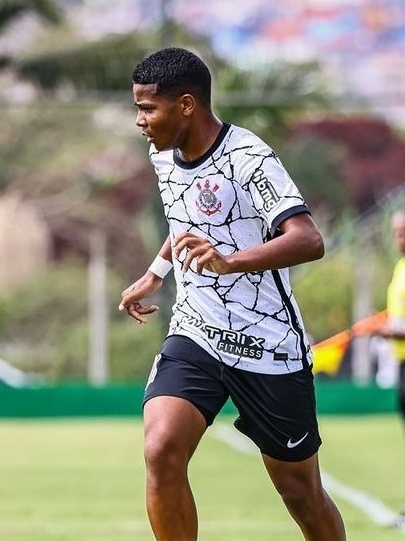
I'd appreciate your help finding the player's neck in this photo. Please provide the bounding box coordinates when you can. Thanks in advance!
[177,115,223,163]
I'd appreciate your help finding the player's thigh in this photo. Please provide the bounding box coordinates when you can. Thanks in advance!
[144,336,229,427]
[262,451,323,498]
[143,347,228,460]
[224,365,321,461]
[144,395,207,459]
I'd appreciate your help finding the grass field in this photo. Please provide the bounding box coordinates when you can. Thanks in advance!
[1,414,405,541]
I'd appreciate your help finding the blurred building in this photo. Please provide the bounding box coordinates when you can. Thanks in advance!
[0,194,50,291]
[174,0,405,126]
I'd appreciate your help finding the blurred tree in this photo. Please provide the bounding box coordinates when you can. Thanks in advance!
[0,0,62,32]
[281,133,350,225]
[290,117,405,213]
[0,103,155,277]
[216,60,332,144]
[0,0,63,69]
[0,261,164,382]
[15,22,223,94]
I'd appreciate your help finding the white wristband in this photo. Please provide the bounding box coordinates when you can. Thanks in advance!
[148,255,173,279]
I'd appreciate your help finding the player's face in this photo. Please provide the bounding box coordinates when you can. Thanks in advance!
[133,83,188,151]
[393,216,405,254]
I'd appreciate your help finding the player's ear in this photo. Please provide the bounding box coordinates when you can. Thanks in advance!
[180,94,195,117]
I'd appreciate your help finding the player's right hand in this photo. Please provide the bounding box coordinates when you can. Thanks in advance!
[119,272,163,324]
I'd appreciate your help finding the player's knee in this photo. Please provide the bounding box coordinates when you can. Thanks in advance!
[283,482,333,531]
[275,476,319,519]
[144,429,186,476]
[282,491,310,519]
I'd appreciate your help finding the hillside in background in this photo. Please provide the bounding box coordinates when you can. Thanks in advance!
[1,0,403,125]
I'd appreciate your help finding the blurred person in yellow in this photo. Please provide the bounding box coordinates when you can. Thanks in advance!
[120,47,346,541]
[375,210,405,529]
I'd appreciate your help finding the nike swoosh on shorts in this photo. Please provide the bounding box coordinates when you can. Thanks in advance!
[287,432,309,448]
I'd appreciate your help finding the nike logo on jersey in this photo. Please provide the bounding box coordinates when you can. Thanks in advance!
[287,432,309,449]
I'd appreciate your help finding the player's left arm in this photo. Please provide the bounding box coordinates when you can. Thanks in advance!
[174,212,324,275]
[374,326,405,340]
[374,314,405,340]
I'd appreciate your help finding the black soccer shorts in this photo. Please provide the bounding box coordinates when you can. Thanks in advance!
[143,335,322,462]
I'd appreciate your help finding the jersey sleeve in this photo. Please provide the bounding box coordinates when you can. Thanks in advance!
[235,140,309,237]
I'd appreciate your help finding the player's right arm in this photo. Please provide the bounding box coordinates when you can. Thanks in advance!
[119,236,173,324]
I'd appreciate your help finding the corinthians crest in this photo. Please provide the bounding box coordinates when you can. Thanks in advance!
[195,179,222,216]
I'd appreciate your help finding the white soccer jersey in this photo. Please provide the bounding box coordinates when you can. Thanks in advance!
[149,123,313,375]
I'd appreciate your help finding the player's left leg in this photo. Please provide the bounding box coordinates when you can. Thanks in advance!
[262,452,346,541]
[224,364,346,540]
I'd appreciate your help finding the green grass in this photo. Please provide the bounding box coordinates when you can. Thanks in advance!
[1,415,405,540]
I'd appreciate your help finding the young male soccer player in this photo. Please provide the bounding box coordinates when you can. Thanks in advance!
[120,47,346,541]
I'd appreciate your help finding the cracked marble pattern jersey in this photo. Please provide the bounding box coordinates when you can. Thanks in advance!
[149,123,313,375]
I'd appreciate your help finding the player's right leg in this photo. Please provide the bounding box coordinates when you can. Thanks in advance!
[143,336,229,541]
[144,395,206,541]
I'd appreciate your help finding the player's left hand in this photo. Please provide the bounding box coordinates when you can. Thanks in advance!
[173,232,230,275]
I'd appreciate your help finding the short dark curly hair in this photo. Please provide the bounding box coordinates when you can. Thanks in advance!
[132,47,211,108]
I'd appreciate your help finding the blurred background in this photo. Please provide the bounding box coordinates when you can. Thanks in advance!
[0,0,404,402]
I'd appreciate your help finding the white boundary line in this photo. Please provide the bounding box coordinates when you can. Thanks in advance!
[211,423,403,532]
[321,471,397,526]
